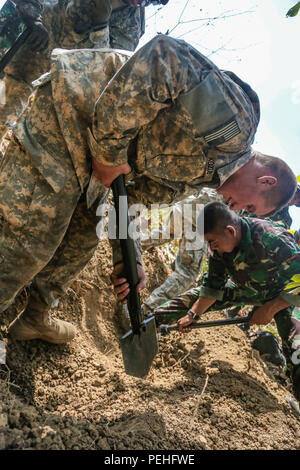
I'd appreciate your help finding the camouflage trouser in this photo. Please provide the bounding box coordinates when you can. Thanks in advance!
[155,286,300,401]
[143,191,219,312]
[0,136,109,314]
[143,237,206,313]
[0,75,32,137]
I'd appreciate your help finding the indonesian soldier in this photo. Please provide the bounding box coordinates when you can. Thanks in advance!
[141,189,221,313]
[154,202,300,402]
[0,35,296,348]
[0,0,152,138]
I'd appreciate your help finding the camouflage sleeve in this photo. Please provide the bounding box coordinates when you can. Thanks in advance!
[65,0,111,34]
[14,0,43,21]
[261,230,300,307]
[88,34,205,167]
[198,252,228,301]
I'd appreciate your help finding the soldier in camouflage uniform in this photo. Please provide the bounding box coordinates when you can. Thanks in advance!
[0,0,150,138]
[142,185,300,314]
[0,35,296,346]
[142,189,221,312]
[154,202,300,401]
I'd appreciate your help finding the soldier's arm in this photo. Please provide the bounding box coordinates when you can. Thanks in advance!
[65,0,112,33]
[177,254,227,332]
[262,230,300,307]
[14,0,49,51]
[199,252,228,301]
[13,0,43,21]
[88,34,206,170]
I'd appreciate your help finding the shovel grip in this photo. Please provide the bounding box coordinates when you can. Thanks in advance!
[111,175,143,334]
[161,314,252,334]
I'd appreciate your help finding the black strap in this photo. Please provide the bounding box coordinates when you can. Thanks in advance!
[0,28,31,73]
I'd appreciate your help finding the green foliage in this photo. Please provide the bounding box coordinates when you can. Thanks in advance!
[286,1,300,17]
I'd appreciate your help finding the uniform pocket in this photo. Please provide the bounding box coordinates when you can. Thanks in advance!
[0,140,37,228]
[178,70,238,141]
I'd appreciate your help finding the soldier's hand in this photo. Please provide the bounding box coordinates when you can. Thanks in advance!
[92,159,132,188]
[26,21,49,52]
[249,303,276,326]
[111,262,146,304]
[177,314,194,333]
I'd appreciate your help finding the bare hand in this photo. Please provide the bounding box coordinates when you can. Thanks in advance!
[177,314,194,334]
[92,159,132,188]
[111,262,146,304]
[249,303,276,326]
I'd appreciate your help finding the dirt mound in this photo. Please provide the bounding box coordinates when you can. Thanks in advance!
[0,240,300,450]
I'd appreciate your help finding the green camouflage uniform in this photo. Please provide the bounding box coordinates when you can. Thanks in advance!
[154,216,300,401]
[0,0,145,137]
[0,35,260,320]
[142,189,221,312]
[243,206,293,230]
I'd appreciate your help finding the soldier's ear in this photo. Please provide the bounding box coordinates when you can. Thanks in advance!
[257,176,278,186]
[225,225,236,237]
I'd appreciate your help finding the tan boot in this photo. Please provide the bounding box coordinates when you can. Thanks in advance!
[8,309,77,344]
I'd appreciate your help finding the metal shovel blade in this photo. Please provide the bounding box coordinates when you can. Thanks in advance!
[121,316,158,378]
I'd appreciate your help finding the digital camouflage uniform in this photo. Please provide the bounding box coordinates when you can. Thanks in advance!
[0,35,260,320]
[0,0,145,137]
[142,188,221,312]
[154,217,300,401]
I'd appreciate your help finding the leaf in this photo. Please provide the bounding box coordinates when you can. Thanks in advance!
[286,2,300,17]
[297,175,300,183]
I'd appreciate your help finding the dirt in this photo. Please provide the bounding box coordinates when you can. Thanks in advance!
[0,240,300,450]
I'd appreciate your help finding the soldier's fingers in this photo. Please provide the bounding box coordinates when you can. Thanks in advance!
[114,282,129,295]
[117,288,130,302]
[111,275,127,286]
[182,327,191,334]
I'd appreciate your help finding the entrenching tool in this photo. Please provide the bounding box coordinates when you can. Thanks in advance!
[0,0,32,73]
[111,175,158,378]
[0,28,31,73]
[159,314,253,337]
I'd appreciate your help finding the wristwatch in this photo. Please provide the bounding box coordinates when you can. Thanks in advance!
[187,309,199,320]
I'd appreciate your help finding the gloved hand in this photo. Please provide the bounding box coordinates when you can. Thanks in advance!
[25,20,49,52]
[14,0,49,52]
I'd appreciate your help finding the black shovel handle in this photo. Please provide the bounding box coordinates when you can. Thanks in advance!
[0,28,31,73]
[111,175,143,334]
[160,314,252,335]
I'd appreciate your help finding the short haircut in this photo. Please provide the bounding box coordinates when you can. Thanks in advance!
[255,152,297,212]
[203,202,240,234]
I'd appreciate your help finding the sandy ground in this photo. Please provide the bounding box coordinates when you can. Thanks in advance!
[0,240,300,450]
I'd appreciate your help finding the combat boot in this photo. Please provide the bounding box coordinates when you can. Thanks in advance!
[8,301,76,344]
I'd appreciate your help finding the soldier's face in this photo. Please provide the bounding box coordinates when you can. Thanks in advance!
[205,227,237,254]
[217,181,274,216]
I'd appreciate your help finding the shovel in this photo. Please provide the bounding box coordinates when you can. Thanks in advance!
[111,175,158,378]
[159,314,253,336]
[0,29,31,73]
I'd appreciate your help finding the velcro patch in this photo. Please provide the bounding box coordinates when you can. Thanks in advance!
[204,119,240,146]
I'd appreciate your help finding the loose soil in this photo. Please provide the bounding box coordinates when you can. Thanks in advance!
[0,241,300,450]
